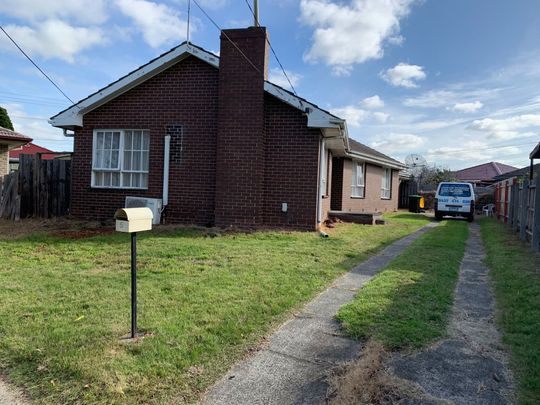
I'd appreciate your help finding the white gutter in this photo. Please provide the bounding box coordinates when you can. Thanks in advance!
[163,135,171,207]
[317,137,326,227]
[346,150,405,170]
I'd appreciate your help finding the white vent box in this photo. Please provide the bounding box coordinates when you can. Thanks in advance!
[115,207,153,233]
[125,197,162,225]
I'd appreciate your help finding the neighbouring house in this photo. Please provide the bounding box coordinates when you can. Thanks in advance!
[50,26,404,230]
[455,161,518,187]
[0,127,32,177]
[8,142,64,172]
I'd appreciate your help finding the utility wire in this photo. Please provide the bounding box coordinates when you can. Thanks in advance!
[243,0,298,95]
[0,25,76,105]
[191,0,262,75]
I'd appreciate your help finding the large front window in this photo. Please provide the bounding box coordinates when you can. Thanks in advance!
[92,130,149,189]
[381,168,392,199]
[351,161,365,197]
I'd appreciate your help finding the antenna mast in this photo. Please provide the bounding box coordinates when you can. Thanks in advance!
[253,0,259,26]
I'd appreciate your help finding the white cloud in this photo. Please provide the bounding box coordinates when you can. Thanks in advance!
[403,90,455,108]
[300,0,416,75]
[0,0,108,25]
[467,114,540,140]
[380,63,426,88]
[361,95,384,109]
[426,140,521,162]
[268,68,302,89]
[4,103,70,148]
[371,133,425,153]
[0,20,106,63]
[116,0,189,48]
[372,112,390,123]
[451,101,483,113]
[331,105,389,126]
[331,105,368,127]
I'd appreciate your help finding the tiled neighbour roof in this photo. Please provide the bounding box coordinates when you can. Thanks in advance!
[455,161,518,182]
[9,142,57,160]
[348,138,403,167]
[0,126,33,143]
[493,163,540,181]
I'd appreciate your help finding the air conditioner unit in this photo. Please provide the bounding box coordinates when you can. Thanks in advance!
[125,197,162,225]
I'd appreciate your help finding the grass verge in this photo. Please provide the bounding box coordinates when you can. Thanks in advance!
[0,213,429,404]
[337,220,468,350]
[479,218,540,405]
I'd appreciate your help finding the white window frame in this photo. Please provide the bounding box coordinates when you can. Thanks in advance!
[91,129,149,189]
[351,161,365,198]
[381,167,392,199]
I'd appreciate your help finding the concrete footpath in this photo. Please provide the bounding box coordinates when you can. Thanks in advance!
[390,222,515,404]
[204,223,438,405]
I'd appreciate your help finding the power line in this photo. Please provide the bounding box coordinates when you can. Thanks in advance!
[0,25,76,105]
[242,0,298,95]
[191,0,262,75]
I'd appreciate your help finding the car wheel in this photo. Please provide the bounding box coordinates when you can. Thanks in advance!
[467,214,474,223]
[435,212,443,221]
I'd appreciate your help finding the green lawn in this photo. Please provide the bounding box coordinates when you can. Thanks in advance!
[337,220,469,350]
[479,218,540,405]
[0,213,430,404]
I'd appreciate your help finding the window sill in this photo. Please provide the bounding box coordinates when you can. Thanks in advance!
[350,196,365,199]
[381,197,392,200]
[90,186,149,191]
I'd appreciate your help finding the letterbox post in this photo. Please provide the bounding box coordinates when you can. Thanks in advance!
[115,207,153,340]
[131,231,137,339]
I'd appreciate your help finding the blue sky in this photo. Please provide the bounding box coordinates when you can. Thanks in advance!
[1,0,540,169]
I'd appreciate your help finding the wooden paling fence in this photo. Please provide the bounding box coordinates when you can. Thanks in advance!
[507,174,540,252]
[0,154,71,220]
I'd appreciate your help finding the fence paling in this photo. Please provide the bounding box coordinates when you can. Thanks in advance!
[0,154,71,220]
[506,174,540,252]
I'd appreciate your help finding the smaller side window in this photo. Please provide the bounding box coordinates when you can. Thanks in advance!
[381,168,392,199]
[351,161,365,197]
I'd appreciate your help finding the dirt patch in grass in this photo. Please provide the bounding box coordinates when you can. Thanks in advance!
[325,340,433,405]
[50,229,116,239]
[0,217,112,240]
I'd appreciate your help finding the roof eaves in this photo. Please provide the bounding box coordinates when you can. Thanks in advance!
[346,149,405,170]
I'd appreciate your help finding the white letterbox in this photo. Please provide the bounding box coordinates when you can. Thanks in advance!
[115,207,154,233]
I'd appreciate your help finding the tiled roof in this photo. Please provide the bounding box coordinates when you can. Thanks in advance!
[493,163,540,181]
[9,142,57,160]
[455,161,518,182]
[348,138,403,166]
[0,126,33,143]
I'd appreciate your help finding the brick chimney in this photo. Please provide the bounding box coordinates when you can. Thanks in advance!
[214,27,269,227]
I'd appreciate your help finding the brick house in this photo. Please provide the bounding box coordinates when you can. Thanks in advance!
[0,127,32,177]
[50,26,404,230]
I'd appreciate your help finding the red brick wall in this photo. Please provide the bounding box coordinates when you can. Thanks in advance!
[70,31,322,230]
[263,93,321,230]
[71,56,219,225]
[339,160,399,212]
[215,27,269,227]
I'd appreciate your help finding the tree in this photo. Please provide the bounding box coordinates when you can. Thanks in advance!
[0,106,14,131]
[415,166,457,192]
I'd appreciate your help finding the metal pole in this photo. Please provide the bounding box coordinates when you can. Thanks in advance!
[131,232,137,338]
[253,0,259,26]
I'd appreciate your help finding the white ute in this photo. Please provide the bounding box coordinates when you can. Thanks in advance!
[435,182,476,222]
